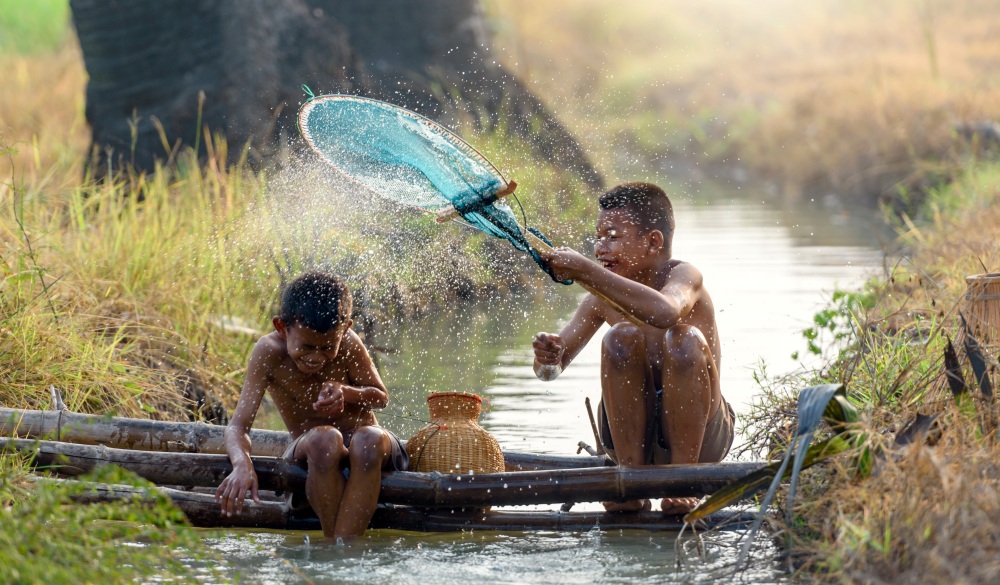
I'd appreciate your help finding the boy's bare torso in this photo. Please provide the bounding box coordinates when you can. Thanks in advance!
[588,259,721,383]
[256,331,377,438]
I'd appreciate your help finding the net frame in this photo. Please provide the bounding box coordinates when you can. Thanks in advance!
[297,92,567,282]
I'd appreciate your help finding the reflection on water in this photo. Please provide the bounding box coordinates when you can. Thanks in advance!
[203,526,781,585]
[233,186,884,584]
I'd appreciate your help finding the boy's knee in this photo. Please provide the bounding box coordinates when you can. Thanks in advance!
[663,325,710,370]
[347,427,388,472]
[602,322,644,365]
[302,426,346,471]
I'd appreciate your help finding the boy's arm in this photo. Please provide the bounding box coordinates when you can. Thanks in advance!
[336,330,389,409]
[215,339,272,516]
[543,248,703,330]
[533,295,604,380]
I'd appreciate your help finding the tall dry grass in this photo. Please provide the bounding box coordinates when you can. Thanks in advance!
[487,0,1000,202]
[0,145,265,418]
[737,164,1000,582]
[0,31,593,421]
[0,40,87,188]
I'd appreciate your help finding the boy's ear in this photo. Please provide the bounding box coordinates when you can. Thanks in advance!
[273,317,288,339]
[647,230,665,254]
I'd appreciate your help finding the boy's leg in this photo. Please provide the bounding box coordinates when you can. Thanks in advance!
[294,426,348,537]
[601,322,656,512]
[659,324,722,514]
[334,426,393,538]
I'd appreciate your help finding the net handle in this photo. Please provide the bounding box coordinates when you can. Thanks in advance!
[435,180,518,224]
[524,231,646,328]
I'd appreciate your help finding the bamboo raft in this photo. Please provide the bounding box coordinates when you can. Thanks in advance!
[2,406,765,532]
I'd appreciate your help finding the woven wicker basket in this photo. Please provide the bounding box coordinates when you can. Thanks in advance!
[964,273,1000,348]
[405,392,504,474]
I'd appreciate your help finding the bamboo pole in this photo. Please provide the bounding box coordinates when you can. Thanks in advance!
[0,407,612,470]
[0,407,290,456]
[3,438,764,507]
[2,438,307,492]
[49,478,757,532]
[379,461,765,507]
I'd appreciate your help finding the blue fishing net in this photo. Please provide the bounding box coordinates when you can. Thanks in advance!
[297,91,567,283]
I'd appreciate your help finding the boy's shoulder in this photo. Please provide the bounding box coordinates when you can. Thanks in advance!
[339,328,373,360]
[661,257,688,271]
[251,331,288,361]
[661,258,699,277]
[660,259,707,292]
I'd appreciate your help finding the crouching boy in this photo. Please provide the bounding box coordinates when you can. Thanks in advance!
[531,182,734,515]
[216,271,408,539]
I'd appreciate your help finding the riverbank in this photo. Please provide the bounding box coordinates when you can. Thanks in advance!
[738,160,1000,582]
[3,4,999,582]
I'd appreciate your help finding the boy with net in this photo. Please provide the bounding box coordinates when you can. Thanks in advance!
[532,182,734,515]
[216,271,407,539]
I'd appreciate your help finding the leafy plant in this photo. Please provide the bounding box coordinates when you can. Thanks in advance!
[793,286,878,361]
[686,383,870,569]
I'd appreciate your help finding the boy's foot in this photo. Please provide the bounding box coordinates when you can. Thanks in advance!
[659,497,700,515]
[602,499,651,513]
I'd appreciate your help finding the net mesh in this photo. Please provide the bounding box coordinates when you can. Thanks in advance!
[297,93,567,283]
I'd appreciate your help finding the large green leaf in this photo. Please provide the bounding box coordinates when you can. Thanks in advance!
[684,433,853,521]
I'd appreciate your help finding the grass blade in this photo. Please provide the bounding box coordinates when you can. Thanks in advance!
[960,313,994,399]
[685,434,853,522]
[943,337,968,397]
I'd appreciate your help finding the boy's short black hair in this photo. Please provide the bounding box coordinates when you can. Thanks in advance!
[598,182,675,243]
[280,271,352,333]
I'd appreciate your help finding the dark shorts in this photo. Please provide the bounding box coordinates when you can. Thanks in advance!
[281,427,409,512]
[598,393,735,465]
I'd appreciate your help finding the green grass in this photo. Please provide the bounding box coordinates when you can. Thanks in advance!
[0,454,223,584]
[0,0,69,54]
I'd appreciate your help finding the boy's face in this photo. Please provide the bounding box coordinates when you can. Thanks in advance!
[594,208,662,278]
[274,318,352,374]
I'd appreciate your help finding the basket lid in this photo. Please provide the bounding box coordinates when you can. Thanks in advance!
[426,392,483,421]
[966,272,1000,283]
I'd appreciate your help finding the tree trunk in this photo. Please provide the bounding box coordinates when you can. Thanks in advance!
[69,0,602,188]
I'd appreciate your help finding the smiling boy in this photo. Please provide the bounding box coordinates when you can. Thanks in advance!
[532,182,733,514]
[215,271,407,539]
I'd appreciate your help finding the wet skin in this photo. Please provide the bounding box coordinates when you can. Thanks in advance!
[215,318,394,539]
[532,208,724,514]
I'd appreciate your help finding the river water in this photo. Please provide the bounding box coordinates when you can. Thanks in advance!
[205,182,886,584]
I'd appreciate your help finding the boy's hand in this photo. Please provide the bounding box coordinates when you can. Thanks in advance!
[533,332,565,365]
[313,380,345,416]
[215,464,260,516]
[540,247,593,282]
[534,333,565,380]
